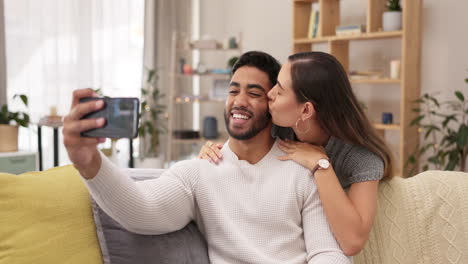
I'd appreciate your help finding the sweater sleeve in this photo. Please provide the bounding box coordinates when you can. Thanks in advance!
[83,152,198,235]
[302,180,352,264]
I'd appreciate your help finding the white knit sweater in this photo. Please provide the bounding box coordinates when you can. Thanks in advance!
[84,140,351,264]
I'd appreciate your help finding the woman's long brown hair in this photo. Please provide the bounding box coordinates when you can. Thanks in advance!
[289,52,394,179]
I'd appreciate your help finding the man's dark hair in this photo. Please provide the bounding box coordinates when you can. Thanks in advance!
[231,51,281,86]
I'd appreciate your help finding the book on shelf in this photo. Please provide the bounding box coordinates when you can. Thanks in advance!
[307,4,320,38]
[335,24,365,37]
[348,70,383,80]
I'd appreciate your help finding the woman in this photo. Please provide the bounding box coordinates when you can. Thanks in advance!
[198,51,393,256]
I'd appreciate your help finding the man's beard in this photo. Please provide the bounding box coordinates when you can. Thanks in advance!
[224,107,271,140]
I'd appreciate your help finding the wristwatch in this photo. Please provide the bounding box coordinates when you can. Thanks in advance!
[312,158,330,174]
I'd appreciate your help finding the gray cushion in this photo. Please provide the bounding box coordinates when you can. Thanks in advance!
[91,199,210,264]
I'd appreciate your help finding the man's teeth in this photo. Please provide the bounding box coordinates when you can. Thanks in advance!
[232,113,250,120]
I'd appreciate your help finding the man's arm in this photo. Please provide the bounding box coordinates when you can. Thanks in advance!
[302,181,352,264]
[84,152,197,235]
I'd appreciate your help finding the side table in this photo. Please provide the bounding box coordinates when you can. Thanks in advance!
[37,116,63,171]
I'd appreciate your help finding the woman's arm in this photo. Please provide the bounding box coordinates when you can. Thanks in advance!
[313,168,378,256]
[277,139,379,256]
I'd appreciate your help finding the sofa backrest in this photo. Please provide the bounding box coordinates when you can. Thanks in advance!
[354,170,468,264]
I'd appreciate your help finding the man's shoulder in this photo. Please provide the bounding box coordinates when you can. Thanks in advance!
[170,158,210,172]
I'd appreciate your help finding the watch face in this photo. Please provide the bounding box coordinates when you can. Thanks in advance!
[318,159,330,169]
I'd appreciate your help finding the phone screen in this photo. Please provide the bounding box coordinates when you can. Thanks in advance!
[80,97,140,139]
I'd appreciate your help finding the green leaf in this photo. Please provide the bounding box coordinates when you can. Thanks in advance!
[147,70,155,83]
[428,156,440,165]
[410,115,425,126]
[428,96,440,107]
[455,91,465,102]
[424,127,435,139]
[456,125,468,147]
[442,115,457,128]
[465,78,468,83]
[407,155,416,164]
[412,108,421,113]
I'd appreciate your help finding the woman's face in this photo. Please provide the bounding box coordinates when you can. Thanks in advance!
[267,62,303,127]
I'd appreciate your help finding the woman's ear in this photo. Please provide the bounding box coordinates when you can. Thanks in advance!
[301,102,316,120]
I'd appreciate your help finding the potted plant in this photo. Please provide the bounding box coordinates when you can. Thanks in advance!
[0,94,30,152]
[137,68,167,168]
[382,0,402,32]
[406,77,468,175]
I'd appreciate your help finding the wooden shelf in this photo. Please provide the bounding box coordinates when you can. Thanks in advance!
[293,0,422,175]
[350,78,401,84]
[373,123,401,131]
[294,31,403,44]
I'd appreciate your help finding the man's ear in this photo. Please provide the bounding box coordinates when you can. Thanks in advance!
[301,102,316,120]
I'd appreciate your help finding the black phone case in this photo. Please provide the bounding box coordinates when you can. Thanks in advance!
[79,97,140,139]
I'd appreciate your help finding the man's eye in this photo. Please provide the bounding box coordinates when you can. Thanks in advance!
[229,91,239,94]
[249,93,261,97]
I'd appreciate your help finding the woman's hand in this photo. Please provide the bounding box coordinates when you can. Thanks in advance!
[277,139,328,171]
[197,141,224,164]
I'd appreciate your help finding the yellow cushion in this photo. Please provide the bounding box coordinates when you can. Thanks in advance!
[0,165,102,264]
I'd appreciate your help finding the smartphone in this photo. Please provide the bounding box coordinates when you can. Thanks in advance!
[79,97,140,139]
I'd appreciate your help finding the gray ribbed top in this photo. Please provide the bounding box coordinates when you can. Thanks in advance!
[272,126,384,188]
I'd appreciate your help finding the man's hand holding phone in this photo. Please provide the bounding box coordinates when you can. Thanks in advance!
[63,88,106,179]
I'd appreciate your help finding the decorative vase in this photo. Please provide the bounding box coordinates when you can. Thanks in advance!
[0,124,19,152]
[382,11,402,31]
[203,116,218,139]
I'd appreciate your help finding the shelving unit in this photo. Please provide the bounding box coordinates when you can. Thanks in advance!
[293,0,422,175]
[165,32,240,164]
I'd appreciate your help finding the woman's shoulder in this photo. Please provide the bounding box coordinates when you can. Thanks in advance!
[327,137,384,186]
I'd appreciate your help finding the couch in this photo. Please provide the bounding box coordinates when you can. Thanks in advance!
[1,165,467,264]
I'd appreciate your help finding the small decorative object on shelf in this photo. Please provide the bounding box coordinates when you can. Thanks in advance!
[228,37,238,49]
[183,64,193,75]
[203,116,218,139]
[196,62,208,74]
[190,39,219,49]
[382,112,393,124]
[211,79,230,100]
[173,130,200,139]
[383,0,402,31]
[335,24,365,37]
[390,60,401,79]
[349,70,383,80]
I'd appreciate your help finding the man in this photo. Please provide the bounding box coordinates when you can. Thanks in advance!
[63,51,351,264]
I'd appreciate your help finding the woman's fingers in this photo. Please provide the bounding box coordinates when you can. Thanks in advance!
[278,155,291,161]
[198,141,223,164]
[205,147,221,164]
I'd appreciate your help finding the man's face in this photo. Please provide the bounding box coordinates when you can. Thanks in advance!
[224,66,272,140]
